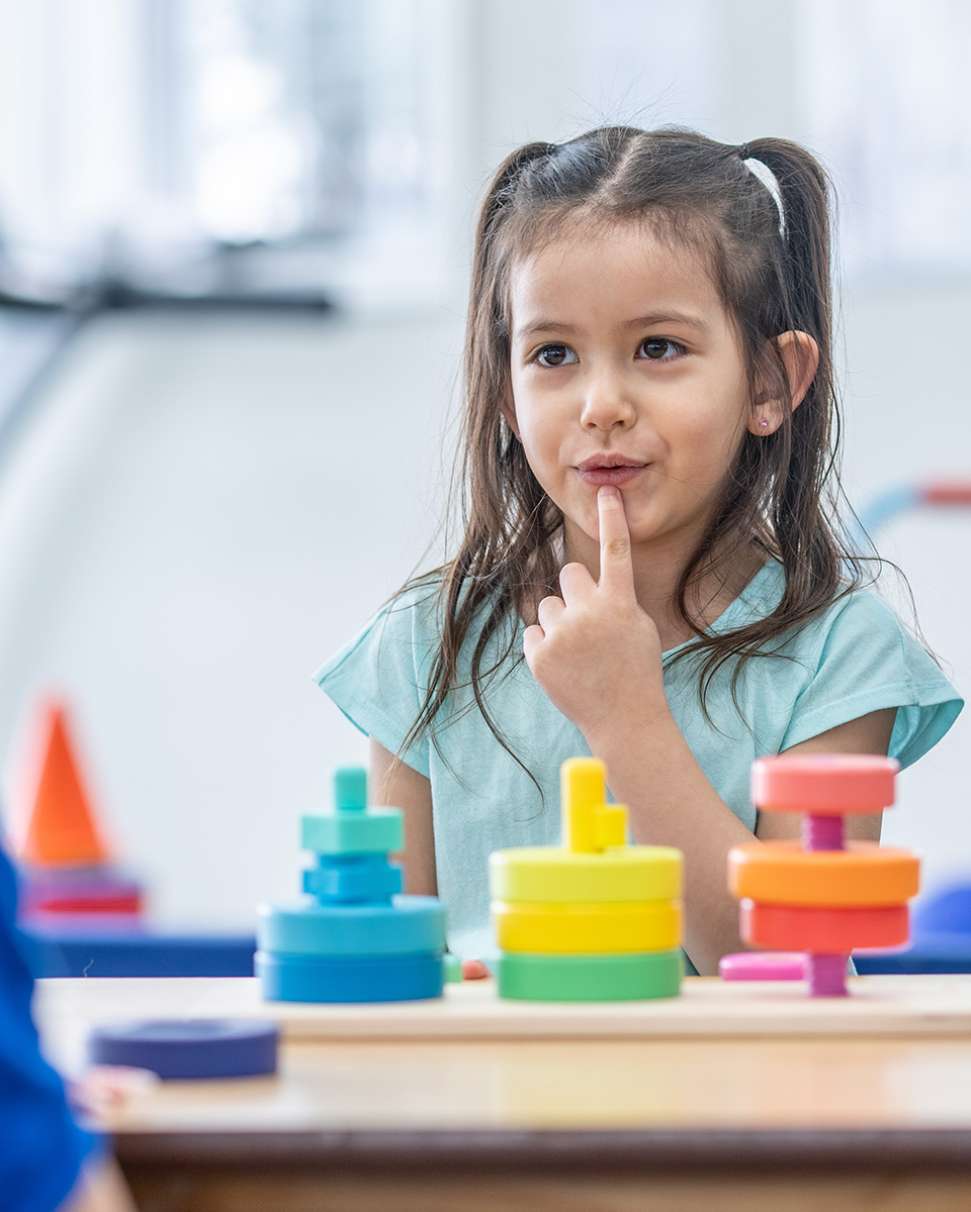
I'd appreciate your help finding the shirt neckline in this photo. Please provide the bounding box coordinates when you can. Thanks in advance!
[658,556,780,657]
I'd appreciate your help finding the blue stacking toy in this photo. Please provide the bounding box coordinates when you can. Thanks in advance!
[257,765,446,1003]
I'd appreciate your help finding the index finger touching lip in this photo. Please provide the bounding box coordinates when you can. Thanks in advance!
[597,485,635,595]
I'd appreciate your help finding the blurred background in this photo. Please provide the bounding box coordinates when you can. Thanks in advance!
[0,0,968,931]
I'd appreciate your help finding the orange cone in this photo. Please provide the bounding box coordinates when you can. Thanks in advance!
[11,698,112,867]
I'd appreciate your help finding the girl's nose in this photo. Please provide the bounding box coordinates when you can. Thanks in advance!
[579,379,637,431]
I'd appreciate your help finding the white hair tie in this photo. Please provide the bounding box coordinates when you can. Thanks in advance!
[741,155,786,240]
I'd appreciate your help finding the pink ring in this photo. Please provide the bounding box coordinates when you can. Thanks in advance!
[719,952,806,981]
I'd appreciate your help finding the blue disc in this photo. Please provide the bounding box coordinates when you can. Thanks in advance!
[257,950,443,1003]
[257,895,445,956]
[87,1019,278,1080]
[302,855,403,903]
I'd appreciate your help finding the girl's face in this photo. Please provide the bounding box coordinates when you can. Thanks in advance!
[505,221,758,555]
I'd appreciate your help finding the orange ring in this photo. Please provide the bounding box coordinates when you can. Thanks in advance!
[728,841,919,906]
[751,754,898,814]
[741,899,909,952]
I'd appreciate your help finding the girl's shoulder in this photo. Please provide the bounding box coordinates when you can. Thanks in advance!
[314,574,446,686]
[313,576,449,778]
[753,559,942,672]
[750,560,965,769]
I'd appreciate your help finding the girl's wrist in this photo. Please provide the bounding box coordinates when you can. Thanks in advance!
[582,696,674,758]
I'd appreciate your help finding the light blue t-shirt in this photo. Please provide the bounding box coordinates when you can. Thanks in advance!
[314,557,964,972]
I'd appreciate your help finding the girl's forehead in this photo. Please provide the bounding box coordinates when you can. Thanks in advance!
[508,223,721,332]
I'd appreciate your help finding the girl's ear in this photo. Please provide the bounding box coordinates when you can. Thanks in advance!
[749,331,820,437]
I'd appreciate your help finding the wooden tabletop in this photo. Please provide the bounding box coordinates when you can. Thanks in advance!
[32,974,971,1210]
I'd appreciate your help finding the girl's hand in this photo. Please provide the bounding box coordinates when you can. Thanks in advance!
[523,486,667,742]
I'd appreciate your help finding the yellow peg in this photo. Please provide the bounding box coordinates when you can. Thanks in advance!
[561,758,628,853]
[597,803,627,849]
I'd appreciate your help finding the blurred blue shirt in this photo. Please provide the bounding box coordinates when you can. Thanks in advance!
[0,842,101,1210]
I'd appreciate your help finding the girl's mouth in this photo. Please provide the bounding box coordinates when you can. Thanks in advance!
[576,465,647,487]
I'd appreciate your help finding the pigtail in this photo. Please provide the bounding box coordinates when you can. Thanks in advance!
[475,142,558,244]
[740,138,833,353]
[735,138,843,620]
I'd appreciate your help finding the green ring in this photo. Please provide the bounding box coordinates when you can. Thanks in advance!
[301,810,403,855]
[496,949,683,1001]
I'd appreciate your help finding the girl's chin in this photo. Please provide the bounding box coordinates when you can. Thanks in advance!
[563,505,652,544]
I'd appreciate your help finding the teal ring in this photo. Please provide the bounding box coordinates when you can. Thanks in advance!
[301,810,403,855]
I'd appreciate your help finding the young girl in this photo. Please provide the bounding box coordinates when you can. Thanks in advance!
[314,126,964,977]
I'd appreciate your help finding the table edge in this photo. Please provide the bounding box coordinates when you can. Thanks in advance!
[112,1127,971,1173]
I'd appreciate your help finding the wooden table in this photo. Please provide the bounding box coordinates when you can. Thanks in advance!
[34,974,971,1212]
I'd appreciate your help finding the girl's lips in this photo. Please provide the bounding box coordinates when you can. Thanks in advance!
[576,465,647,487]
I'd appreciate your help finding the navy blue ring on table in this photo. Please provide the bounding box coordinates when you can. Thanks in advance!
[88,1018,279,1079]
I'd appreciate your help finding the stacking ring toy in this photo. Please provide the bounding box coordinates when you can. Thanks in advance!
[258,766,446,1003]
[727,753,917,998]
[489,757,685,1000]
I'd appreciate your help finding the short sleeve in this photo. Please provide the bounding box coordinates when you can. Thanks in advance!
[313,583,441,778]
[0,844,102,1211]
[779,590,964,769]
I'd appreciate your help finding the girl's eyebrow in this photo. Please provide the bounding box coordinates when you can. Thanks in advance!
[515,310,710,341]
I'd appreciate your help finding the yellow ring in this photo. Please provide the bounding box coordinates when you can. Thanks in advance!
[728,841,920,906]
[493,899,682,954]
[490,847,682,904]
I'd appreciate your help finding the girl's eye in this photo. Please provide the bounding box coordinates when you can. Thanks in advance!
[639,337,686,362]
[534,344,578,369]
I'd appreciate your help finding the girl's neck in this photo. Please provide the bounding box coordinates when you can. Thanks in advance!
[518,524,766,649]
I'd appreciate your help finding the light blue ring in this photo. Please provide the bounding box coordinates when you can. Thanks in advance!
[257,950,443,1003]
[257,895,445,956]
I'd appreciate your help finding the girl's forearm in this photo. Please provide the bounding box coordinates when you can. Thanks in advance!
[584,706,754,975]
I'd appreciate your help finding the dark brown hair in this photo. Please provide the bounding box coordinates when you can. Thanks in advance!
[378,124,925,805]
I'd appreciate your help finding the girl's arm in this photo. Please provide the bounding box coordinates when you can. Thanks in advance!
[369,738,437,895]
